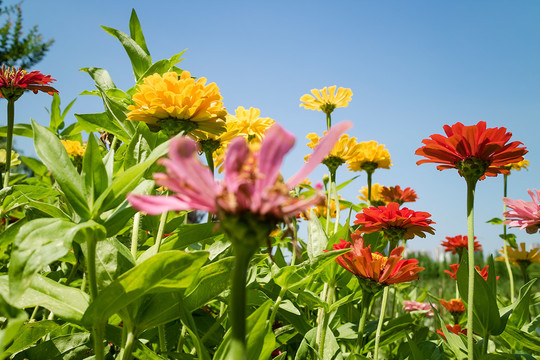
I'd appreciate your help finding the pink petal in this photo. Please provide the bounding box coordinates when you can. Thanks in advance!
[127,194,216,214]
[223,137,250,193]
[287,120,353,189]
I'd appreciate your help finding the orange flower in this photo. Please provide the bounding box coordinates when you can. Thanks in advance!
[445,264,498,281]
[0,65,57,100]
[354,202,435,241]
[437,324,467,340]
[441,235,482,255]
[380,185,418,205]
[416,121,527,181]
[331,236,425,287]
[439,299,465,315]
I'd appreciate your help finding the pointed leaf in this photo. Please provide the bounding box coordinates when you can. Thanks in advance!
[79,67,116,90]
[81,134,108,207]
[129,9,150,56]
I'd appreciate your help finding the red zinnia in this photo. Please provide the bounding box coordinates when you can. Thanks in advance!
[441,235,482,255]
[415,121,527,181]
[445,264,498,281]
[437,324,467,340]
[354,202,435,241]
[331,236,425,286]
[0,65,57,100]
[439,299,466,315]
[380,185,418,205]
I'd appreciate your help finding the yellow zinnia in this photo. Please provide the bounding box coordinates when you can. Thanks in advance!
[495,242,540,267]
[503,159,529,172]
[127,71,227,139]
[61,140,86,157]
[300,86,353,114]
[305,132,359,173]
[358,183,386,206]
[0,149,21,167]
[347,141,392,173]
[302,195,346,219]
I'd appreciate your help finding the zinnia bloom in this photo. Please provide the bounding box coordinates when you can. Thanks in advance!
[347,141,392,174]
[128,121,352,226]
[437,324,467,340]
[0,65,57,100]
[126,71,227,139]
[441,235,482,255]
[495,242,540,267]
[445,264,497,281]
[358,183,386,206]
[502,159,529,172]
[439,299,466,316]
[300,86,352,114]
[331,236,425,288]
[305,132,359,173]
[402,300,434,317]
[354,202,435,241]
[302,195,346,219]
[415,121,527,181]
[503,189,540,234]
[380,185,418,205]
[0,149,21,168]
[61,140,86,157]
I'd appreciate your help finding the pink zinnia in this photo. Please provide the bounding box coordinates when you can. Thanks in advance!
[503,189,540,234]
[128,121,352,222]
[402,300,434,317]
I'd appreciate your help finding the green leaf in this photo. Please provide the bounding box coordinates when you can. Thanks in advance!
[307,210,328,261]
[0,123,33,138]
[79,67,116,90]
[97,86,136,140]
[81,134,109,208]
[295,326,343,360]
[499,325,540,353]
[507,278,537,328]
[49,93,63,130]
[82,250,208,326]
[487,217,503,225]
[19,156,49,178]
[32,120,90,219]
[124,123,152,169]
[129,9,150,56]
[11,333,91,360]
[75,112,131,143]
[0,293,27,359]
[499,233,517,248]
[22,198,70,220]
[4,320,61,357]
[101,25,152,80]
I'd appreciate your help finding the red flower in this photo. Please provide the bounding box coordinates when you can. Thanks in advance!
[354,202,435,241]
[441,235,482,255]
[415,121,527,181]
[0,65,57,100]
[439,299,466,315]
[445,264,498,281]
[380,185,418,205]
[437,324,467,340]
[332,236,425,286]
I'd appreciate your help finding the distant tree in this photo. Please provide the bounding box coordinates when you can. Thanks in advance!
[0,1,54,69]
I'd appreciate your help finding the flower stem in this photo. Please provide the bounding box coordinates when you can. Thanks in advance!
[269,287,286,324]
[119,329,136,360]
[367,171,373,206]
[482,333,490,355]
[154,211,168,255]
[466,179,477,360]
[374,286,390,360]
[3,99,15,188]
[87,233,105,360]
[176,324,187,352]
[332,170,340,234]
[318,284,335,357]
[131,212,141,259]
[326,112,332,131]
[502,174,515,301]
[316,282,329,347]
[158,325,167,353]
[356,289,373,352]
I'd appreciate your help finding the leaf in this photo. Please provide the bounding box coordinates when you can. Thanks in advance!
[75,112,131,143]
[32,120,90,219]
[81,134,109,208]
[79,67,116,90]
[4,320,61,357]
[82,250,208,326]
[307,210,328,261]
[0,123,33,138]
[49,93,63,130]
[101,25,152,80]
[129,9,150,56]
[499,325,540,353]
[19,156,49,178]
[507,278,537,328]
[499,233,517,248]
[486,217,503,225]
[11,333,91,360]
[0,293,27,359]
[295,326,344,360]
[97,86,136,140]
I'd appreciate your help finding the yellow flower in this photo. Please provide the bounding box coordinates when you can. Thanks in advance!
[495,242,540,267]
[358,183,386,205]
[61,140,86,157]
[302,195,346,219]
[304,132,359,173]
[503,159,529,172]
[127,71,227,139]
[347,141,392,173]
[0,149,21,167]
[300,86,353,114]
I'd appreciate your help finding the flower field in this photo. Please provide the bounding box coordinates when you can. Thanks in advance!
[0,7,539,360]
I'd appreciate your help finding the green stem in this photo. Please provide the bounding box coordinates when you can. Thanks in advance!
[3,99,15,188]
[389,287,397,317]
[200,311,227,344]
[316,282,329,348]
[205,151,215,175]
[374,286,390,360]
[482,333,490,355]
[86,233,105,360]
[319,284,335,357]
[229,245,254,360]
[325,174,331,234]
[290,217,298,266]
[119,329,136,360]
[367,171,373,206]
[176,324,187,352]
[519,263,530,284]
[158,325,167,353]
[466,179,477,360]
[326,112,332,131]
[332,171,340,234]
[502,174,515,301]
[131,212,141,259]
[154,211,168,255]
[356,289,372,352]
[269,287,287,324]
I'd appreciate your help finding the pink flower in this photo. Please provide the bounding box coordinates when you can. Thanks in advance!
[402,300,435,317]
[128,121,352,222]
[503,189,540,234]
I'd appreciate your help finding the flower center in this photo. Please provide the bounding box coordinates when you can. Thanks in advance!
[322,156,345,174]
[320,103,336,115]
[371,252,388,270]
[360,161,378,174]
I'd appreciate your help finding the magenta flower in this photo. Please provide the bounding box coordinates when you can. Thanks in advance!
[128,121,353,221]
[503,189,540,234]
[402,300,435,317]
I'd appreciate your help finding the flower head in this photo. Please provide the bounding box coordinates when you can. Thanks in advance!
[305,132,359,173]
[300,86,352,114]
[402,300,434,317]
[437,324,467,340]
[503,189,540,234]
[303,194,346,219]
[354,202,435,241]
[332,236,425,289]
[441,235,482,255]
[445,264,497,281]
[127,71,227,139]
[415,121,527,182]
[380,185,418,205]
[0,65,57,100]
[358,183,386,206]
[61,140,86,157]
[347,141,392,174]
[439,299,466,316]
[0,149,21,167]
[495,242,540,267]
[502,159,529,172]
[128,121,352,233]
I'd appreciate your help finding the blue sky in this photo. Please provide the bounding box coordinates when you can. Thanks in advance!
[6,0,540,255]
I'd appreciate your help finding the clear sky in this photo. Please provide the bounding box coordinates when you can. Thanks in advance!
[5,0,540,255]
